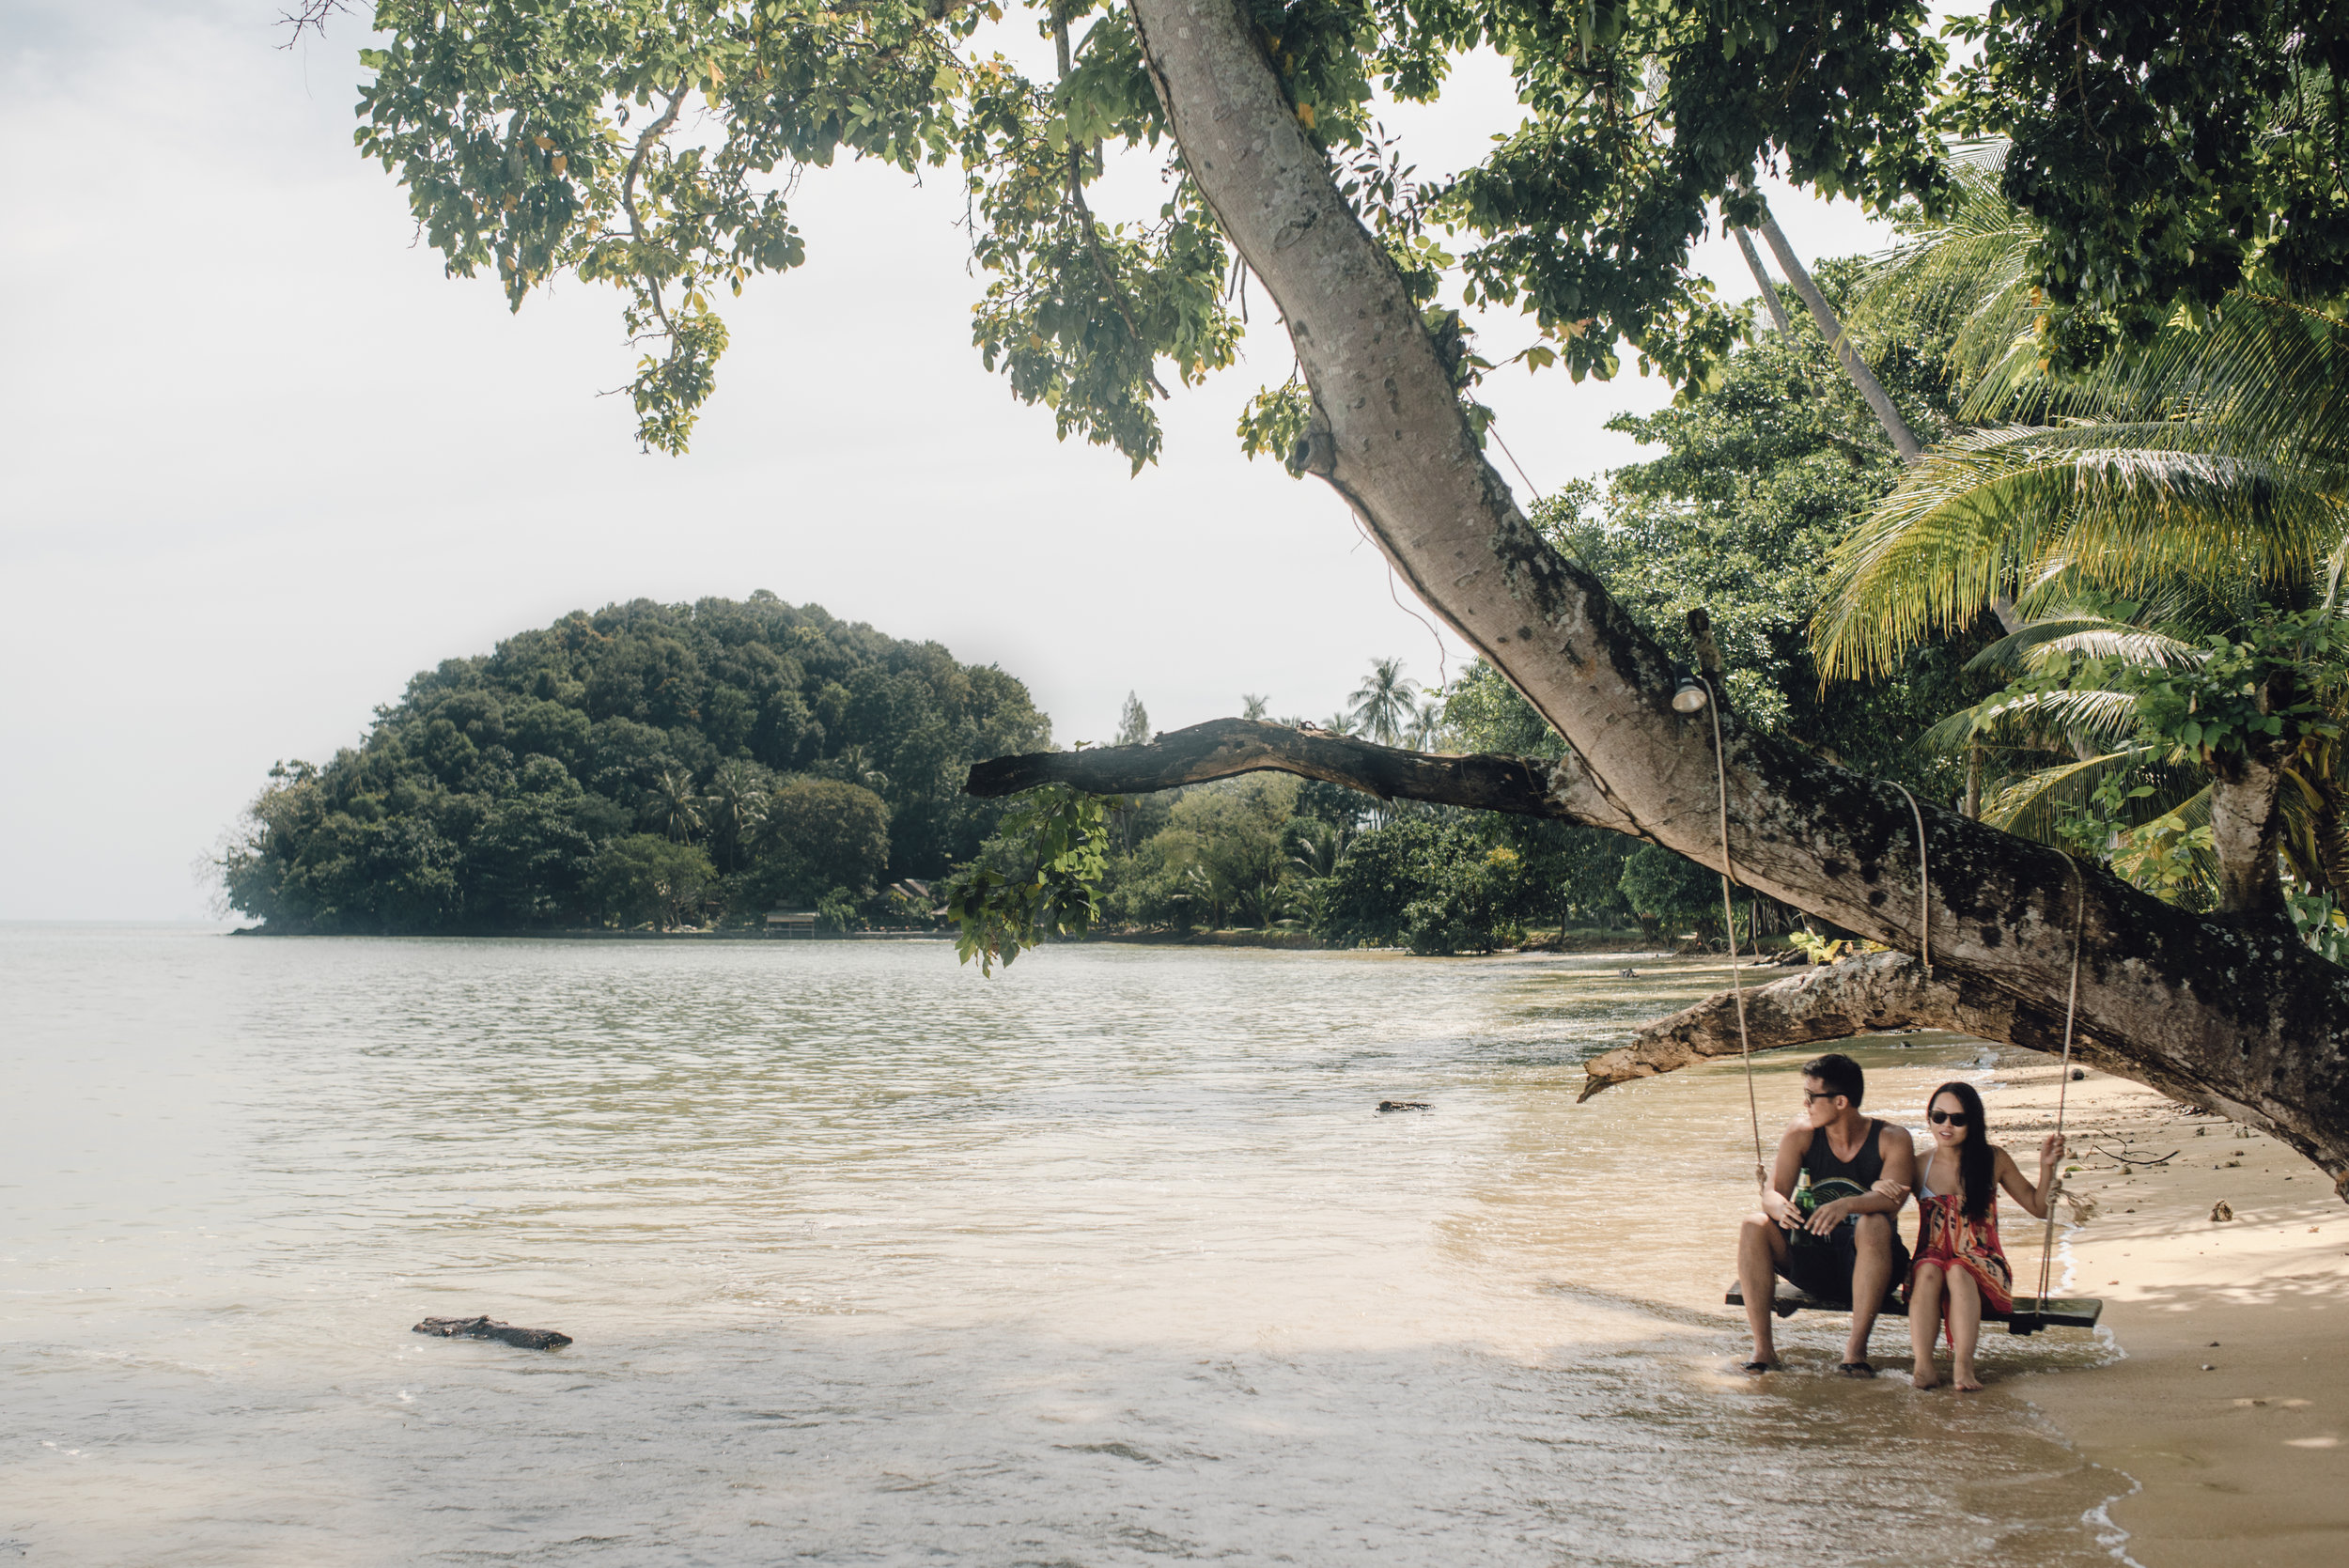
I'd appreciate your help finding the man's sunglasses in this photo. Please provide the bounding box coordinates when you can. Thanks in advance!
[1801,1090,1843,1104]
[1928,1110,1970,1126]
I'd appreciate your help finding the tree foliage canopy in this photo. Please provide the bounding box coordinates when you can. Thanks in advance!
[307,1,2349,463]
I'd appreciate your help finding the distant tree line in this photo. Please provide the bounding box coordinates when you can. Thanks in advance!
[1075,686,1712,955]
[220,594,1050,932]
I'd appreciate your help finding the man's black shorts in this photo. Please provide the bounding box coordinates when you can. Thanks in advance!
[1776,1220,1910,1306]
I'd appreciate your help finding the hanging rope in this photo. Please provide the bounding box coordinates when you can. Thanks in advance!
[1891,782,1932,979]
[1697,675,1766,1188]
[2029,852,2088,1324]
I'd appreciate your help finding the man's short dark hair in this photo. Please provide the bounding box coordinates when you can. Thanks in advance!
[1802,1052,1865,1108]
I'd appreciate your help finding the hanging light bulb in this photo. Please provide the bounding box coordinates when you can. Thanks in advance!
[1672,676,1710,714]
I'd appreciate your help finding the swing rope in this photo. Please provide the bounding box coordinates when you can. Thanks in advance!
[1892,783,1932,980]
[2028,853,2088,1323]
[1697,675,1766,1188]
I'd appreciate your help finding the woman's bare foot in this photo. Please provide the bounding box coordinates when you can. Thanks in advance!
[1911,1364,1941,1389]
[1952,1363,1983,1392]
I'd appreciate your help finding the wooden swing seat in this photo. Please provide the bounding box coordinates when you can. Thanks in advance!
[1725,1279,2102,1335]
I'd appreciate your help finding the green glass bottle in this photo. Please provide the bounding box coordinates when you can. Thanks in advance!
[1794,1169,1816,1218]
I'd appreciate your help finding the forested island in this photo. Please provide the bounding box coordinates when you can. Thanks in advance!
[221,595,1050,933]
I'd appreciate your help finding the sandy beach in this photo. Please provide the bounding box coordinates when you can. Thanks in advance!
[1944,1060,2348,1563]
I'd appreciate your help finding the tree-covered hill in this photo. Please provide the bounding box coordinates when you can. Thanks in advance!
[221,593,1050,933]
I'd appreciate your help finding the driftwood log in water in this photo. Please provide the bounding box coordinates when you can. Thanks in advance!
[412,1315,572,1350]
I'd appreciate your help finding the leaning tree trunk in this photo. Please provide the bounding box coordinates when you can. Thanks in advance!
[1008,0,2349,1195]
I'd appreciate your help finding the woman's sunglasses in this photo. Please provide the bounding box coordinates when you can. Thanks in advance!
[1928,1110,1969,1126]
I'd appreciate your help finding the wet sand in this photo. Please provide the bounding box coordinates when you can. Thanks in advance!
[1973,1063,2349,1565]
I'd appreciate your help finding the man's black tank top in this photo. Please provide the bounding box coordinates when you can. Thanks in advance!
[1804,1119,1888,1188]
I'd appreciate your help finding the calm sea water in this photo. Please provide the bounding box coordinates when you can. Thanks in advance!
[3,925,2126,1565]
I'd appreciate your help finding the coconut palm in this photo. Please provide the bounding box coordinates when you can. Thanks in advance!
[702,759,772,871]
[1241,692,1270,720]
[1817,167,2349,684]
[1407,695,1449,751]
[652,768,705,844]
[1348,659,1420,746]
[816,743,891,793]
[1844,142,2044,400]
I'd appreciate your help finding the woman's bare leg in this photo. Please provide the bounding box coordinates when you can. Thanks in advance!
[1948,1267,1984,1390]
[1908,1265,1945,1389]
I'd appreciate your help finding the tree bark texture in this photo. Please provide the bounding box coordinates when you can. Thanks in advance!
[1731,227,1794,335]
[2211,754,2288,917]
[1113,0,2349,1194]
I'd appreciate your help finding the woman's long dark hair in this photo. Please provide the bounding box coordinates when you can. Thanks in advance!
[1927,1080,1997,1221]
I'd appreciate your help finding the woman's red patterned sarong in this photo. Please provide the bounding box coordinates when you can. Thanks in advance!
[1906,1191,2015,1320]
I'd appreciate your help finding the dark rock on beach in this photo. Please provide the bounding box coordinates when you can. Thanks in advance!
[413,1315,573,1350]
[1377,1100,1430,1113]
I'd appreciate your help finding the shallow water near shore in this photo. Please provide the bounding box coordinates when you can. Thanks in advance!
[4,926,2127,1565]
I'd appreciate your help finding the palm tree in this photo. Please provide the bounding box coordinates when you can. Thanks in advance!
[702,759,772,871]
[1407,694,1448,751]
[1284,817,1346,879]
[1811,162,2349,916]
[817,743,891,793]
[1241,692,1270,720]
[652,768,704,844]
[1348,658,1419,746]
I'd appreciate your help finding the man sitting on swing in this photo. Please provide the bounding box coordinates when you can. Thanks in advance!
[1735,1052,1916,1377]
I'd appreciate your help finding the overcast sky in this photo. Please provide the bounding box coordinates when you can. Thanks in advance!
[0,1,1890,921]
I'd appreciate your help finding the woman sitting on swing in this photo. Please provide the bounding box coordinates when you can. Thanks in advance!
[1907,1080,2065,1390]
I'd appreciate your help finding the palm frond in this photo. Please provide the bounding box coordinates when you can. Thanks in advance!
[1921,686,2146,754]
[1967,613,2205,673]
[1813,424,2345,677]
[2036,294,2349,468]
[1980,752,2135,842]
[1851,147,2038,391]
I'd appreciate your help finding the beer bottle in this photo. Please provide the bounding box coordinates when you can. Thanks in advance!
[1794,1169,1816,1218]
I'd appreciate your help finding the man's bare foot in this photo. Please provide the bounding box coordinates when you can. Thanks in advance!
[1952,1364,1983,1391]
[1912,1365,1940,1389]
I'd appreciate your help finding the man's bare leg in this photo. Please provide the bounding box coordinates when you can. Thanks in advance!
[1843,1213,1896,1372]
[1737,1212,1789,1367]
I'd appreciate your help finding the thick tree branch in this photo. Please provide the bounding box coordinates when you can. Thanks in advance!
[966,718,1640,833]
